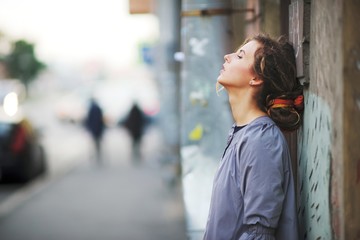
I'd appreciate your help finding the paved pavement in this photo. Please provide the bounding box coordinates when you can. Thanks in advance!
[0,125,187,240]
[0,69,207,240]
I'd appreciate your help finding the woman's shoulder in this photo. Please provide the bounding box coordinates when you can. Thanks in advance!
[244,116,278,134]
[238,116,289,167]
[241,116,286,147]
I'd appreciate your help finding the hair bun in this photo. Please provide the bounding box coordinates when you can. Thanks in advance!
[251,33,304,131]
[266,94,304,131]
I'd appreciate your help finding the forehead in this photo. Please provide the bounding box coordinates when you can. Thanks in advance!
[237,40,261,55]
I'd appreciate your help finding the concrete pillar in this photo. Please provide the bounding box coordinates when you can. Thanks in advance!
[153,0,182,181]
[180,0,233,238]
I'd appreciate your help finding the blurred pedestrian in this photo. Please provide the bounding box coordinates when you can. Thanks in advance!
[121,103,147,161]
[84,98,105,162]
[203,33,304,240]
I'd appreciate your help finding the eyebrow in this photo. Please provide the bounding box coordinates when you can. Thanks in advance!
[237,49,245,55]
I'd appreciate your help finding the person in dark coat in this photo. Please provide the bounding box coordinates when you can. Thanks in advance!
[122,103,147,161]
[85,98,105,161]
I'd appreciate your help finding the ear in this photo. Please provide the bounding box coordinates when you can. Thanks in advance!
[249,77,263,86]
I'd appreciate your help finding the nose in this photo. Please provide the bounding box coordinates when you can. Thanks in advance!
[224,54,230,62]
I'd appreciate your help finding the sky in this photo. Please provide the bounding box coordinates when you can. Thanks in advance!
[0,0,158,70]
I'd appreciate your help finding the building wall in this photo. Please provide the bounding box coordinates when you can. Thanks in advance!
[260,0,280,36]
[297,0,343,239]
[343,0,360,239]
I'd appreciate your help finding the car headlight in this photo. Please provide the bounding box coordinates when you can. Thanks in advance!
[3,92,19,117]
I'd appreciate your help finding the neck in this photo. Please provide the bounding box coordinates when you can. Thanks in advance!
[228,89,267,126]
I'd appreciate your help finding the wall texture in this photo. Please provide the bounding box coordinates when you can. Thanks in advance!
[343,0,360,239]
[298,93,333,239]
[297,0,343,239]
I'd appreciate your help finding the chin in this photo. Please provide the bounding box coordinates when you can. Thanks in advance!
[217,74,223,81]
[217,77,226,86]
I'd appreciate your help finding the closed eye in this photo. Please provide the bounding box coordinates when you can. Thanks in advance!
[237,49,245,59]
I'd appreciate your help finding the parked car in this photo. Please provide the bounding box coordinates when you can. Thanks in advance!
[0,80,46,182]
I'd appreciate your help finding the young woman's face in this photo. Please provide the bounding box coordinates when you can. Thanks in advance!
[217,40,261,89]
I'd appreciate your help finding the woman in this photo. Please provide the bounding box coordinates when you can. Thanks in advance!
[203,34,303,240]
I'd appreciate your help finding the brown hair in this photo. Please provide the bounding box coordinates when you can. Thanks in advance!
[244,33,304,131]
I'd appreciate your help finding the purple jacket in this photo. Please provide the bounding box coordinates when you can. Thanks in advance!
[203,116,298,240]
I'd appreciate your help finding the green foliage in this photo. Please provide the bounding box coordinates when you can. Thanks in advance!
[5,40,46,86]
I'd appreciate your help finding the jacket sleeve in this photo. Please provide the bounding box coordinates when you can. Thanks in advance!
[238,127,287,238]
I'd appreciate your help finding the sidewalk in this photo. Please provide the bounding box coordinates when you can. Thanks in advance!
[0,126,187,240]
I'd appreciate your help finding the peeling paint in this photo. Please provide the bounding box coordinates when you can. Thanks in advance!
[189,37,209,56]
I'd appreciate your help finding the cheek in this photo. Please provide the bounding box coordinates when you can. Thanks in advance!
[230,65,251,82]
[239,64,255,81]
[218,64,254,86]
[218,69,242,87]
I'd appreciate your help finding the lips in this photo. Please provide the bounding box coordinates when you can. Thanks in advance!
[219,64,225,74]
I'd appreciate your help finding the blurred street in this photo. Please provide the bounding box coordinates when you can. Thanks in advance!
[0,73,187,240]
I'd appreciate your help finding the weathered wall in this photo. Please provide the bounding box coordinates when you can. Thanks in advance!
[298,94,333,239]
[260,0,280,37]
[343,0,360,239]
[297,0,343,239]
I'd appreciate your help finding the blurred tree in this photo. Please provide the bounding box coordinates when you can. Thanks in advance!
[0,31,9,79]
[5,40,46,89]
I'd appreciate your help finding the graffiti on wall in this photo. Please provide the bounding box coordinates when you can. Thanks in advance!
[189,37,209,56]
[298,92,332,240]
